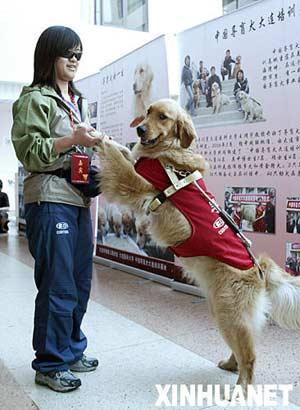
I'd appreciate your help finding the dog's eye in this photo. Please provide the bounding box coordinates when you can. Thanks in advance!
[159,114,168,120]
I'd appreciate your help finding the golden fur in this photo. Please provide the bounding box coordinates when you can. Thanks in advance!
[232,55,242,79]
[192,80,201,109]
[96,99,300,395]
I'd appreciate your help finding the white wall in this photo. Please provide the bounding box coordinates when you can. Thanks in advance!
[0,102,17,211]
[0,0,156,84]
[148,0,223,33]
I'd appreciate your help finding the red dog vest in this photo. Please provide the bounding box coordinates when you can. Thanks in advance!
[135,158,254,270]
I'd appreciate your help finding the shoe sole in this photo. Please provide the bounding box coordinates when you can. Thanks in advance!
[69,366,97,373]
[35,378,81,392]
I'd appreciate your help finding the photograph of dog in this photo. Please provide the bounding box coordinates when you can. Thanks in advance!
[121,207,135,237]
[135,214,151,249]
[232,55,242,79]
[192,79,201,109]
[132,63,154,118]
[225,187,276,234]
[238,91,263,122]
[211,82,230,114]
[96,196,173,261]
[96,98,300,397]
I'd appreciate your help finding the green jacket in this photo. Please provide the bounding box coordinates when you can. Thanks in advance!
[12,85,92,207]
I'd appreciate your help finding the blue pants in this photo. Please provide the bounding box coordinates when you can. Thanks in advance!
[25,202,93,373]
[185,85,195,115]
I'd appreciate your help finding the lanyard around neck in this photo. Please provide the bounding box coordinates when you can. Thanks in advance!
[62,91,79,130]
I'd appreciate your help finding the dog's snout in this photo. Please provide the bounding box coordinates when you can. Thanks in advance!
[137,125,147,138]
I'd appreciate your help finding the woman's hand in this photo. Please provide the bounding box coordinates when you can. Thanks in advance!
[72,124,102,147]
[54,124,103,154]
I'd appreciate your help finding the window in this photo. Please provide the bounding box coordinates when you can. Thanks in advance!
[102,0,124,25]
[94,0,148,31]
[223,0,259,14]
[127,0,145,14]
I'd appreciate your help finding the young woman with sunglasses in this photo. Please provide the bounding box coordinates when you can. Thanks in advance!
[12,26,102,392]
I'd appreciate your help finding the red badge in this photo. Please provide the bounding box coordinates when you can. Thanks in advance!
[71,153,89,184]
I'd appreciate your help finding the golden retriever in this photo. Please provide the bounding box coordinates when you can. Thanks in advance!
[96,99,300,395]
[211,82,230,114]
[238,91,263,122]
[135,214,151,249]
[192,80,201,109]
[133,63,154,117]
[232,55,242,80]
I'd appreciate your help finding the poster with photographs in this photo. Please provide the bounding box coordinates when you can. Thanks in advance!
[286,198,300,234]
[88,101,98,129]
[96,196,175,276]
[177,0,299,267]
[76,74,102,132]
[225,187,276,233]
[98,35,169,145]
[17,164,27,234]
[95,36,177,277]
[286,242,300,276]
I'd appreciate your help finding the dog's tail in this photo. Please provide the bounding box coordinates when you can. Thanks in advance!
[258,254,300,329]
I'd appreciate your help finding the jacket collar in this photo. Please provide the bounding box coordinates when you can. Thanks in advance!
[40,86,83,123]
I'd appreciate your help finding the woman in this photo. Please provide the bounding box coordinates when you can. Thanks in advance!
[252,198,267,232]
[233,69,249,110]
[233,202,242,229]
[12,26,102,392]
[181,55,195,116]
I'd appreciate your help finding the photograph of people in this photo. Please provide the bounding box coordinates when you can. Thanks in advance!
[232,201,242,229]
[286,199,300,234]
[0,179,10,234]
[181,55,195,116]
[264,189,275,233]
[197,60,209,79]
[287,213,296,233]
[221,49,235,81]
[206,66,222,108]
[224,190,234,216]
[233,69,249,111]
[286,243,300,276]
[252,197,267,232]
[179,49,264,128]
[225,187,276,234]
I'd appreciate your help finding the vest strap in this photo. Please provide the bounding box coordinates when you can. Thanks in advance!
[147,163,202,213]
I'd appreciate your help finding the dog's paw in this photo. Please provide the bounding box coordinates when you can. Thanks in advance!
[218,359,238,373]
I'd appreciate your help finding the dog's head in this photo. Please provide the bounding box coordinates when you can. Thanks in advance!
[236,55,241,63]
[211,82,220,96]
[192,80,200,91]
[130,99,197,151]
[135,215,151,249]
[238,90,248,102]
[122,209,134,235]
[133,63,154,95]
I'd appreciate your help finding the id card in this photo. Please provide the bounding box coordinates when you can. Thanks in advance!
[71,153,89,184]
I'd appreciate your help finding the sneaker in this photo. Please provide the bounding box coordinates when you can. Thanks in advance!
[70,354,99,372]
[35,370,81,392]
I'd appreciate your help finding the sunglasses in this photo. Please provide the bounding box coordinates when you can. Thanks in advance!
[61,50,82,61]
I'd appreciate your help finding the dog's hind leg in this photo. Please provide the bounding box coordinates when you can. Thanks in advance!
[219,322,256,394]
[218,352,238,373]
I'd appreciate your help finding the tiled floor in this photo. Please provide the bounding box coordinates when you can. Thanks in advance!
[1,229,300,409]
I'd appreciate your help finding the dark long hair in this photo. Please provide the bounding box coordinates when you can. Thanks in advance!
[30,26,82,97]
[236,69,244,81]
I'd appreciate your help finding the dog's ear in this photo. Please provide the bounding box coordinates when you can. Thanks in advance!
[130,116,145,128]
[176,112,197,148]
